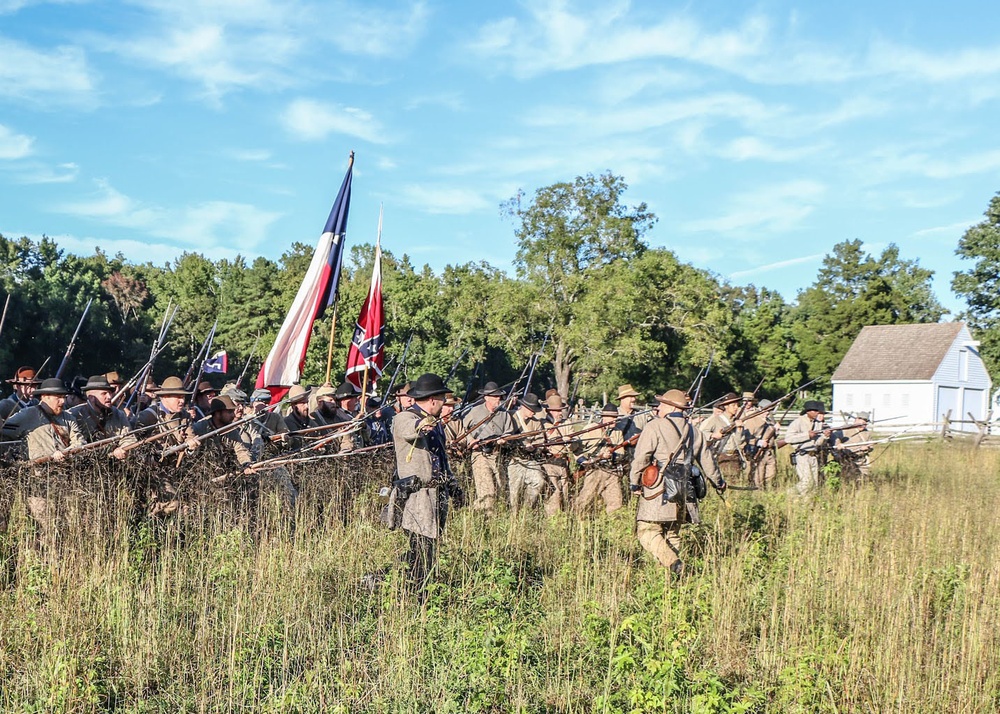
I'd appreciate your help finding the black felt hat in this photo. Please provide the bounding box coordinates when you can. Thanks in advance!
[409,373,451,400]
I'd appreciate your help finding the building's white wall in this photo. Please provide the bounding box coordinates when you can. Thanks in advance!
[930,325,993,430]
[831,381,935,430]
[932,325,992,392]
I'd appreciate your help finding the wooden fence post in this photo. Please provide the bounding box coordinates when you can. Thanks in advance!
[940,409,952,441]
[970,411,988,448]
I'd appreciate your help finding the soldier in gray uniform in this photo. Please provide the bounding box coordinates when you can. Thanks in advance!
[629,389,725,574]
[461,381,514,512]
[391,373,463,591]
[69,374,137,458]
[784,400,830,496]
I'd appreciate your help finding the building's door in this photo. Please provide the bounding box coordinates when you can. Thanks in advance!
[962,388,985,425]
[937,386,959,428]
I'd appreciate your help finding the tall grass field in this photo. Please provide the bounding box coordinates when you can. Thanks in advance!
[0,443,997,712]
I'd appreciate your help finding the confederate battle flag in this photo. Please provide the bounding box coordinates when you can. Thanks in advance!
[345,210,385,390]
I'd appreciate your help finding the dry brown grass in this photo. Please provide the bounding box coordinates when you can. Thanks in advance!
[0,442,997,712]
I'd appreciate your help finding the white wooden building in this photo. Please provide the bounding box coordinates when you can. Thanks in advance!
[831,323,992,432]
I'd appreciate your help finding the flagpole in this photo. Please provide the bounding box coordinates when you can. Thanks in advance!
[324,300,339,386]
[360,365,370,412]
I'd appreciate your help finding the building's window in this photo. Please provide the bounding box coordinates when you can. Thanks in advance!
[960,349,969,381]
[883,393,891,407]
[901,393,910,408]
[846,393,854,406]
[864,393,872,407]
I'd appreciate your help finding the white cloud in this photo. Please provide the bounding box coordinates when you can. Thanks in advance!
[524,92,774,137]
[280,98,387,144]
[405,92,466,112]
[683,180,826,234]
[322,0,429,57]
[226,148,272,162]
[399,184,491,215]
[712,136,823,163]
[467,2,766,79]
[0,0,85,14]
[95,0,429,101]
[56,179,282,249]
[861,146,1000,183]
[16,162,80,184]
[466,3,1000,89]
[26,231,245,265]
[868,40,1000,82]
[0,36,95,104]
[0,124,34,159]
[911,219,978,240]
[729,253,825,280]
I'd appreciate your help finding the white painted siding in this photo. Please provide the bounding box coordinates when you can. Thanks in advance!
[832,381,935,429]
[832,323,993,433]
[931,325,991,391]
[930,325,992,431]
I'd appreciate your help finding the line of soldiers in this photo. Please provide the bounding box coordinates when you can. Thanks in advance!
[0,363,874,588]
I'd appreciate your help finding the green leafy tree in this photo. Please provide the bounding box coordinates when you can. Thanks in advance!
[791,239,944,380]
[952,191,1000,376]
[504,172,656,395]
[725,286,806,397]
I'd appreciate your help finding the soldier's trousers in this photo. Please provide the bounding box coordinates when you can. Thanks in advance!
[405,530,437,590]
[542,461,569,516]
[573,468,623,514]
[636,520,683,568]
[791,453,820,495]
[750,451,776,489]
[470,451,504,512]
[507,458,546,512]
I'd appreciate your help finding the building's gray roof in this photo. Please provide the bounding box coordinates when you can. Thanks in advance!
[831,323,965,381]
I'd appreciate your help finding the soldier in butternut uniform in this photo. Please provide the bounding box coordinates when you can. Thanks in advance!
[192,395,254,468]
[311,381,366,453]
[699,392,747,481]
[1,378,87,532]
[461,381,514,512]
[134,376,199,515]
[540,392,579,516]
[834,412,873,478]
[629,389,725,574]
[0,366,41,422]
[507,392,548,512]
[283,385,317,447]
[784,400,830,496]
[743,398,778,489]
[574,403,626,515]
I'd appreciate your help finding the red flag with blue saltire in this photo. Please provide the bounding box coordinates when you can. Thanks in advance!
[345,208,385,389]
[256,153,353,393]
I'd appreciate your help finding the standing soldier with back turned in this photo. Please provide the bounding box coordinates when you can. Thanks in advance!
[629,389,726,575]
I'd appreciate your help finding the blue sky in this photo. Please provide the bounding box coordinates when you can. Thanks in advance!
[2,0,999,315]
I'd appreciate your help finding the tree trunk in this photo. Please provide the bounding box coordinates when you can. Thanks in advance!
[553,339,572,398]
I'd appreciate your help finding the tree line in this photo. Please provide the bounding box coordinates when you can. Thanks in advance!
[3,172,990,404]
